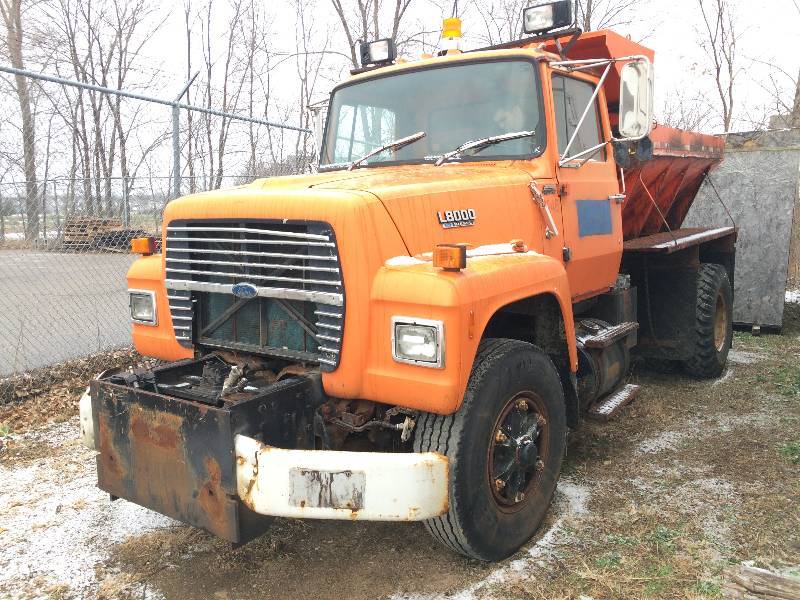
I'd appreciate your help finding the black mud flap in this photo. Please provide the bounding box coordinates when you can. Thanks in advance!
[90,375,315,544]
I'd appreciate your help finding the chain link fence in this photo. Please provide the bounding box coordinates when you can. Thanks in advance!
[0,67,313,403]
[0,173,301,399]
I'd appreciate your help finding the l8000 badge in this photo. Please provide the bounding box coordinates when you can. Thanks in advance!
[437,209,476,229]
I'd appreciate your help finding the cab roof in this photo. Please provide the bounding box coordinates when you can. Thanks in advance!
[346,29,655,109]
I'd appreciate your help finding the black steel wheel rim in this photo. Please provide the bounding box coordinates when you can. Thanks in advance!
[487,391,549,511]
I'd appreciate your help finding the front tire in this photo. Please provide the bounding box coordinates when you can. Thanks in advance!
[414,339,566,561]
[683,263,733,378]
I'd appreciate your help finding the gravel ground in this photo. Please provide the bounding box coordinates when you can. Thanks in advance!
[0,305,798,600]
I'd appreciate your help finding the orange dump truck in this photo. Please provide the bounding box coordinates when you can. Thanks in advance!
[80,3,734,561]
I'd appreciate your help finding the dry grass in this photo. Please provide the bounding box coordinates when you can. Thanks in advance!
[0,347,142,433]
[0,308,797,599]
[483,304,800,599]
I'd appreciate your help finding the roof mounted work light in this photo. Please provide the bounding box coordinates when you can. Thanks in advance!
[522,1,573,35]
[358,38,397,67]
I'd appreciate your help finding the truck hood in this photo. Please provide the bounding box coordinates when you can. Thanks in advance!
[253,163,548,255]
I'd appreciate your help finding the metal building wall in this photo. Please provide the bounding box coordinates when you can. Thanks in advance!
[684,129,800,329]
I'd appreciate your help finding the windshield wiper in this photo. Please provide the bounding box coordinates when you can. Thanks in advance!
[434,130,537,167]
[348,131,426,171]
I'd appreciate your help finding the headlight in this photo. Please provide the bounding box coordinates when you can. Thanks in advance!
[522,1,573,34]
[358,38,397,67]
[392,317,444,368]
[129,290,157,325]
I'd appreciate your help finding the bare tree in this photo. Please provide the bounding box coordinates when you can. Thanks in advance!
[470,0,644,46]
[0,0,38,240]
[184,1,196,192]
[291,0,331,172]
[330,0,414,68]
[574,0,641,31]
[743,59,800,130]
[696,0,740,132]
[659,90,715,132]
[473,0,527,45]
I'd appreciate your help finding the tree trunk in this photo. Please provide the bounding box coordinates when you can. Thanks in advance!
[1,0,39,242]
[790,68,800,128]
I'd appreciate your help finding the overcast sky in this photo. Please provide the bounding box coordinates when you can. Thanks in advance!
[142,1,800,135]
[154,0,800,134]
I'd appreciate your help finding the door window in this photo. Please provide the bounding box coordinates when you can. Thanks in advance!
[552,75,606,161]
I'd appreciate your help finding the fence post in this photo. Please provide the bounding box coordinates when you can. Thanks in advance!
[41,182,47,242]
[172,104,181,200]
[53,181,61,236]
[172,72,198,200]
[122,175,130,227]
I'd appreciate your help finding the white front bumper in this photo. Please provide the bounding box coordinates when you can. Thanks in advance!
[235,434,449,521]
[79,387,95,450]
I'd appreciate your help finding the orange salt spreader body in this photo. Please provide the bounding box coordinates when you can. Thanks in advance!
[84,17,735,561]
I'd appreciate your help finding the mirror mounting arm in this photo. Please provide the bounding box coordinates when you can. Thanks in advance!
[558,61,613,164]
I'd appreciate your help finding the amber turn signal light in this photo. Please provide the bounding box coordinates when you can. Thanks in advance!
[433,244,467,271]
[131,236,157,255]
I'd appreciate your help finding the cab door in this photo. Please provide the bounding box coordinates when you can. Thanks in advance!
[550,71,623,301]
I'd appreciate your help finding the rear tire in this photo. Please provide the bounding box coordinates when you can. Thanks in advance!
[414,339,566,561]
[682,263,733,378]
[642,357,681,375]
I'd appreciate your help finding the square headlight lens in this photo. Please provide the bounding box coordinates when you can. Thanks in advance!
[369,40,391,63]
[393,320,443,367]
[523,1,572,34]
[524,5,555,33]
[129,291,156,325]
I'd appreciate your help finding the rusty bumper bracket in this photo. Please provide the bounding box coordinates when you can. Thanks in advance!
[90,373,318,544]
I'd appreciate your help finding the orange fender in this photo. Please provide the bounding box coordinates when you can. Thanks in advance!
[128,255,193,362]
[361,251,576,415]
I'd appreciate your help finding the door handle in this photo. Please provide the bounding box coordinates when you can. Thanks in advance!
[609,193,626,204]
[530,182,559,239]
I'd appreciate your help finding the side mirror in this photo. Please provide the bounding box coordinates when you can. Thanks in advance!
[618,59,654,140]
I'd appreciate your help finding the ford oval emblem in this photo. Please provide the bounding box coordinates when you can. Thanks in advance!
[231,282,258,299]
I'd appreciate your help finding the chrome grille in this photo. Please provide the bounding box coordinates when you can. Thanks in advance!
[167,290,193,348]
[164,220,344,370]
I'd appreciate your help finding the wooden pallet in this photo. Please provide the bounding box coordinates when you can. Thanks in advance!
[60,216,123,250]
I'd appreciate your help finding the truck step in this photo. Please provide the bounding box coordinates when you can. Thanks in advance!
[579,321,639,349]
[587,384,641,421]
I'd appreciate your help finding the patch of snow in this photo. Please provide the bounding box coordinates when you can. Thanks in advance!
[385,256,426,267]
[786,290,800,304]
[466,243,517,257]
[0,419,178,599]
[467,250,542,263]
[2,231,59,241]
[709,412,771,433]
[728,350,765,365]
[712,367,734,387]
[636,430,688,454]
[393,478,590,600]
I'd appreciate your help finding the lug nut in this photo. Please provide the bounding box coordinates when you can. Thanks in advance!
[494,478,505,491]
[495,430,507,443]
[536,459,544,472]
[516,492,525,502]
[537,415,547,427]
[516,400,528,411]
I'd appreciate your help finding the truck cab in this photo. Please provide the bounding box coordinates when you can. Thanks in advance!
[81,2,735,562]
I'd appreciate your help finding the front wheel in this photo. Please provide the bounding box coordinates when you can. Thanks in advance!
[414,339,566,561]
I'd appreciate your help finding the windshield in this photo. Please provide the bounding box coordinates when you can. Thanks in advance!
[320,59,545,169]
